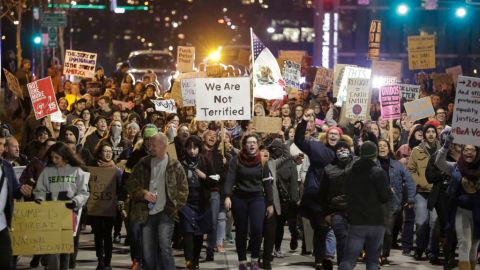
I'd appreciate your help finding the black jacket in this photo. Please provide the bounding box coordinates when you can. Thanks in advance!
[425,150,454,210]
[345,158,392,225]
[1,159,23,228]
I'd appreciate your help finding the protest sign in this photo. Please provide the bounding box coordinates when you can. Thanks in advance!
[177,46,195,73]
[151,99,177,113]
[86,167,117,217]
[63,49,97,78]
[112,99,134,111]
[379,85,401,120]
[432,73,454,92]
[404,97,435,122]
[368,20,381,60]
[399,84,421,102]
[181,78,196,107]
[278,50,307,63]
[313,67,333,95]
[3,68,24,100]
[335,66,371,106]
[283,60,301,90]
[11,201,74,255]
[446,65,463,85]
[407,35,435,70]
[252,116,283,134]
[451,76,480,146]
[195,77,250,121]
[344,78,370,120]
[171,80,182,106]
[27,77,59,120]
[333,64,355,97]
[371,60,402,82]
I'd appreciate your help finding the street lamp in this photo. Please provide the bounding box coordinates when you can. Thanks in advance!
[396,4,409,15]
[455,7,467,18]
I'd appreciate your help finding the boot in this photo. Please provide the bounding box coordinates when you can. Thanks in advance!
[96,258,105,270]
[458,261,471,270]
[186,260,195,270]
[470,261,476,270]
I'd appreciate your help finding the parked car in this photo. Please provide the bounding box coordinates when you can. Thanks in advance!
[127,50,176,91]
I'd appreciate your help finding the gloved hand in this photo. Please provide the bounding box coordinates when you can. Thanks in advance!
[353,121,363,136]
[444,133,455,149]
[209,175,220,181]
[65,200,77,210]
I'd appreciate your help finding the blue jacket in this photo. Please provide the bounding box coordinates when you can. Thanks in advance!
[1,159,23,228]
[385,158,416,211]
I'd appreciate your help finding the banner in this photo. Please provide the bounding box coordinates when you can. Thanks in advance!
[2,68,24,100]
[446,65,463,85]
[407,35,435,70]
[345,78,370,120]
[27,77,59,120]
[379,85,401,120]
[313,67,333,95]
[371,60,402,82]
[177,46,195,73]
[452,76,480,146]
[64,49,97,78]
[283,60,301,90]
[195,77,250,121]
[181,78,196,107]
[333,64,356,97]
[151,99,177,113]
[11,201,74,255]
[278,50,307,64]
[252,116,283,134]
[336,66,371,106]
[399,84,421,102]
[404,97,435,122]
[368,20,381,60]
[86,167,117,217]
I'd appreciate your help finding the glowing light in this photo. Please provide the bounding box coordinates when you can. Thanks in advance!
[172,22,178,28]
[168,46,174,51]
[13,20,19,25]
[114,7,125,13]
[33,36,42,44]
[267,27,275,33]
[207,49,222,62]
[456,7,467,18]
[397,4,408,15]
[474,69,478,75]
[231,25,236,30]
[218,19,225,24]
[71,0,77,5]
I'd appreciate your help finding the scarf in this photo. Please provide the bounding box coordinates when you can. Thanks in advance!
[458,157,480,185]
[182,156,199,184]
[238,150,261,167]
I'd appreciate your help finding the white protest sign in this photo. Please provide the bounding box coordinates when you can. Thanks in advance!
[63,50,97,78]
[333,64,356,97]
[283,60,301,89]
[345,78,370,120]
[399,84,420,102]
[335,66,371,106]
[151,99,177,113]
[177,46,195,73]
[452,76,480,146]
[195,77,251,121]
[404,97,435,122]
[181,78,196,107]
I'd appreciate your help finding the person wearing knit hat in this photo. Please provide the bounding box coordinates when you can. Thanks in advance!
[325,126,343,148]
[360,141,378,160]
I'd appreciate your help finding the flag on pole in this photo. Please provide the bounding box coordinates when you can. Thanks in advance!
[251,29,285,100]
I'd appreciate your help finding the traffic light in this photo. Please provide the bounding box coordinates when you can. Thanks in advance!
[455,6,467,18]
[396,3,409,15]
[33,34,42,45]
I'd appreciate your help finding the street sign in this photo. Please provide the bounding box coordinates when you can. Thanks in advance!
[48,27,58,48]
[40,12,67,27]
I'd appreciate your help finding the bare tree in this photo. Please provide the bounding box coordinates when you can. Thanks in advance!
[1,0,29,68]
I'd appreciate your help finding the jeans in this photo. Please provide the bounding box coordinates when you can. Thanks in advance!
[90,216,114,263]
[308,214,329,264]
[339,225,385,270]
[382,209,402,258]
[331,213,348,264]
[414,193,438,256]
[0,228,12,270]
[401,206,415,252]
[216,207,227,246]
[142,211,175,270]
[455,207,480,262]
[128,221,142,261]
[231,193,266,261]
[206,191,220,256]
[325,229,336,258]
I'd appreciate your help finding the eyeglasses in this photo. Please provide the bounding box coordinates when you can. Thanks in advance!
[246,140,258,145]
[102,150,113,153]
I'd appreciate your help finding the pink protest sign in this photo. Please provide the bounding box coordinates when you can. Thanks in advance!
[379,85,401,120]
[27,77,59,120]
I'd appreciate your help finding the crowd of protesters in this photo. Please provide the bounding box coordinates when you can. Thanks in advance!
[0,58,479,270]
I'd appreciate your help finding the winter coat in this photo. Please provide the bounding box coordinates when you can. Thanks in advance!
[407,141,440,193]
[425,150,454,210]
[384,158,416,212]
[1,159,23,228]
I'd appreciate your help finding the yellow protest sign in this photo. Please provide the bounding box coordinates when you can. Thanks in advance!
[252,116,282,134]
[408,35,436,70]
[11,201,74,255]
[86,166,117,217]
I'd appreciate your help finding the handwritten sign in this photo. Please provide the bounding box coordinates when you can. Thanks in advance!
[283,60,301,90]
[3,68,24,100]
[252,116,283,134]
[195,77,250,121]
[408,35,435,70]
[371,60,402,82]
[86,167,117,217]
[63,49,97,78]
[399,84,420,102]
[379,85,401,120]
[404,97,435,122]
[313,67,333,95]
[181,78,196,107]
[336,66,371,106]
[11,201,74,255]
[368,20,381,60]
[177,46,195,73]
[278,50,307,64]
[345,78,370,120]
[151,99,177,113]
[27,77,59,120]
[452,76,480,146]
[333,64,355,97]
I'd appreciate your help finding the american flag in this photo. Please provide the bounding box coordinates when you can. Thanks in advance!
[252,32,266,61]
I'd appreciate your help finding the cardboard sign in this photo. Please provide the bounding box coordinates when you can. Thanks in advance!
[3,68,24,100]
[177,46,195,73]
[283,60,301,90]
[379,85,401,120]
[11,201,74,255]
[431,73,454,92]
[313,67,333,95]
[278,50,307,64]
[86,167,117,217]
[252,116,283,134]
[151,99,177,113]
[452,76,480,146]
[399,84,421,101]
[371,60,402,82]
[27,77,59,120]
[336,66,371,106]
[333,64,355,97]
[112,99,134,111]
[404,97,435,121]
[446,65,463,85]
[64,49,97,78]
[368,20,381,60]
[408,35,436,70]
[195,77,251,121]
[345,78,370,120]
[180,78,196,107]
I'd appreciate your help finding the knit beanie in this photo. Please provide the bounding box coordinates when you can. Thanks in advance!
[326,126,343,137]
[360,141,378,160]
[142,123,158,139]
[334,140,351,152]
[422,124,438,138]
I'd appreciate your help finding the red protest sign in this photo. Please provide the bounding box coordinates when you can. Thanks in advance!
[379,85,401,120]
[27,77,59,120]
